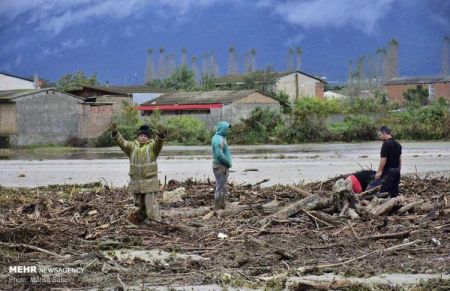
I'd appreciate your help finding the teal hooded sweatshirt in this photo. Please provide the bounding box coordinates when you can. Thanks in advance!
[211,121,232,168]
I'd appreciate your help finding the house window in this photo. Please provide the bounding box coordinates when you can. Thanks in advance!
[428,84,435,102]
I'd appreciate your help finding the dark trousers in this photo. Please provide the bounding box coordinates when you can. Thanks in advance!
[380,168,401,197]
[213,166,229,209]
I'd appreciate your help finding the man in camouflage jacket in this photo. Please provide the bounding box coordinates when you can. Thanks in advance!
[111,123,165,224]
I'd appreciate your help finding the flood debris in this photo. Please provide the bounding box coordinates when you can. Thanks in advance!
[0,175,449,290]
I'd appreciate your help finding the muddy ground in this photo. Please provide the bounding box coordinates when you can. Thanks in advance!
[0,175,449,290]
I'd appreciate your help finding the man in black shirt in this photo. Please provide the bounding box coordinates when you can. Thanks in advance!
[376,126,402,197]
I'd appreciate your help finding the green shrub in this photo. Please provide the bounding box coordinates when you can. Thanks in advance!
[339,115,377,142]
[294,98,341,116]
[339,96,386,114]
[282,114,330,143]
[379,102,450,140]
[165,116,211,145]
[228,108,285,144]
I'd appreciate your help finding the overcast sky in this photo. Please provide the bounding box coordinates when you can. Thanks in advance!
[0,0,449,84]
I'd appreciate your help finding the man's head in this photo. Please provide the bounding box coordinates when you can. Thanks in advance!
[377,125,392,141]
[137,125,151,145]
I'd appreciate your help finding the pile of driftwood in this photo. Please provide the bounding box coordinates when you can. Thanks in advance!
[0,175,449,289]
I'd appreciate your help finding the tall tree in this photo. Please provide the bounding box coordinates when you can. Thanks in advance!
[244,51,251,73]
[366,55,375,90]
[385,39,399,81]
[145,48,154,84]
[202,52,210,76]
[167,54,176,76]
[210,50,219,76]
[296,47,302,71]
[375,48,386,87]
[250,48,257,72]
[191,56,199,83]
[356,56,366,91]
[286,48,294,72]
[348,60,353,85]
[158,47,165,79]
[228,46,238,75]
[181,48,187,68]
[442,35,450,77]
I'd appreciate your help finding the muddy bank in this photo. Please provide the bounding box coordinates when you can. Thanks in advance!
[0,175,449,290]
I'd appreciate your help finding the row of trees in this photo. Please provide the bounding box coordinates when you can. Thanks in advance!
[144,47,303,83]
[347,38,399,97]
[347,35,450,98]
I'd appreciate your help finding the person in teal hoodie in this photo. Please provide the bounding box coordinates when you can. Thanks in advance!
[211,121,232,209]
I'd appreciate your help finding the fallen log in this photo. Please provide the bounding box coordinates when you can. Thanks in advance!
[259,194,331,226]
[359,185,382,198]
[308,211,339,226]
[370,196,404,216]
[397,200,424,215]
[347,208,360,220]
[302,209,334,227]
[287,185,312,198]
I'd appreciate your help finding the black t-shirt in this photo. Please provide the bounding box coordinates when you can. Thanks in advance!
[380,138,402,170]
[354,170,376,190]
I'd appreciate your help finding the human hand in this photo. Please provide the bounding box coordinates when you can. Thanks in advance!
[111,122,118,133]
[155,124,166,139]
[375,171,382,180]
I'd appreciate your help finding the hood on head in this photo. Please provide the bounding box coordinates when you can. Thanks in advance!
[215,121,230,136]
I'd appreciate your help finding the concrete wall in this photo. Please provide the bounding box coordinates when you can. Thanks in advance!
[0,74,34,90]
[79,104,113,139]
[275,73,323,103]
[95,95,131,113]
[10,90,81,146]
[0,103,17,134]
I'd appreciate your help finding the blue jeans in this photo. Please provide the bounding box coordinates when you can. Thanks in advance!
[366,168,401,197]
[213,166,229,209]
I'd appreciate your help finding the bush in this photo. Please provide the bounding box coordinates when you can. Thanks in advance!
[228,108,285,144]
[294,98,341,116]
[279,99,335,143]
[165,116,211,145]
[379,102,450,140]
[329,115,377,142]
[339,96,386,114]
[282,114,330,143]
[273,91,292,113]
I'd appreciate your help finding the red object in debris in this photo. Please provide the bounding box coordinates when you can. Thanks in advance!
[346,175,363,193]
[137,103,223,111]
